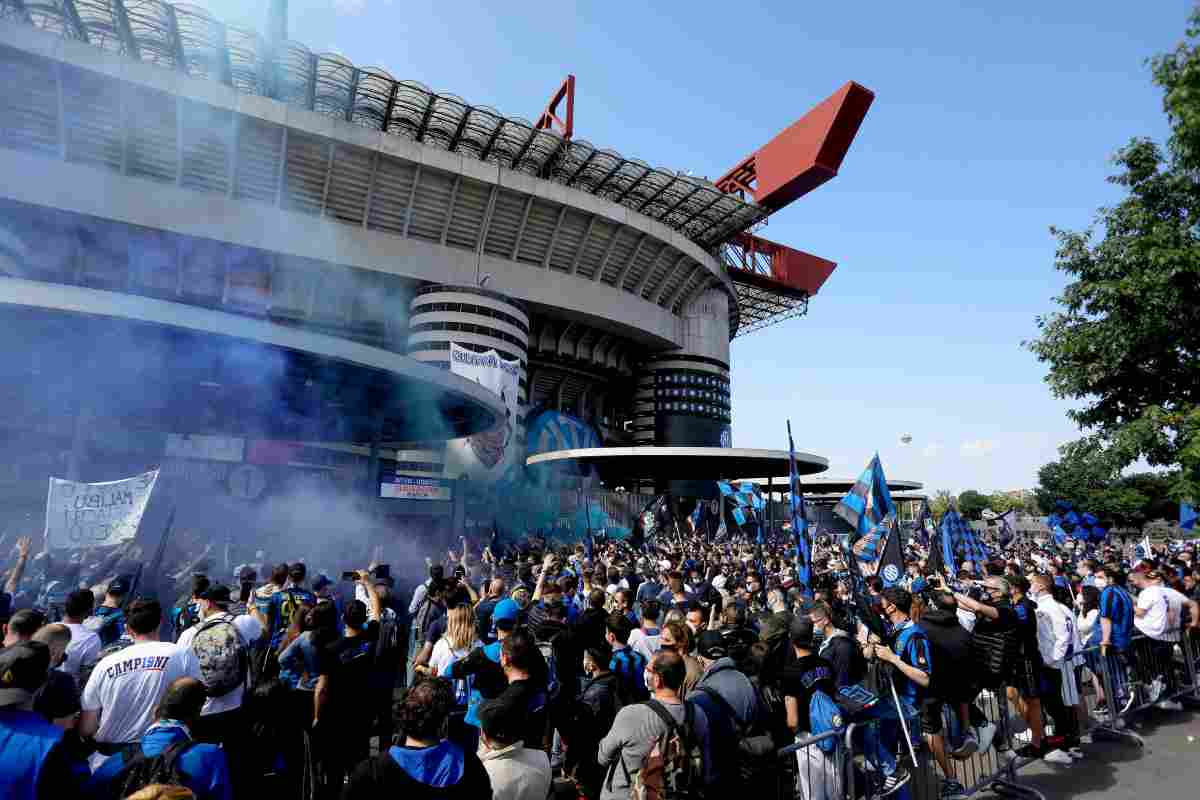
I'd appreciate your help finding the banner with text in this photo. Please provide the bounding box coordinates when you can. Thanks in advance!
[44,469,159,549]
[446,344,522,482]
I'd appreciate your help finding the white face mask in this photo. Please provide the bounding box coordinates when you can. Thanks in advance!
[1094,578,1107,589]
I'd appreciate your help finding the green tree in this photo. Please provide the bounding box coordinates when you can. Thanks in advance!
[1026,8,1200,502]
[930,489,954,520]
[1034,439,1118,514]
[957,490,990,521]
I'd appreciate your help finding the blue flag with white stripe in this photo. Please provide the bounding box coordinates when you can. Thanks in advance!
[787,420,811,588]
[834,453,896,535]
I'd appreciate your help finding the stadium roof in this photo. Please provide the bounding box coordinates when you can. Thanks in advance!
[527,446,829,482]
[4,0,766,250]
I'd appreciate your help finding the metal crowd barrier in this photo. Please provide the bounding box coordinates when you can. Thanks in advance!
[774,730,847,800]
[1084,631,1200,747]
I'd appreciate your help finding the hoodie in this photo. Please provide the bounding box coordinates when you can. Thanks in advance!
[86,721,230,800]
[344,740,492,800]
[479,742,551,800]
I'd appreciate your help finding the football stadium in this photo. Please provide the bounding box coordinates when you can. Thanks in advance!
[0,1,902,541]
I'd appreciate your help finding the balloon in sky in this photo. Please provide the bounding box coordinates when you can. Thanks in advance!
[900,434,913,445]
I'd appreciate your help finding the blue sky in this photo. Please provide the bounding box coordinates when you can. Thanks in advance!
[197,0,1189,493]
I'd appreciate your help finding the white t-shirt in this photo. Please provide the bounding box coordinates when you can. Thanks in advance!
[1135,585,1180,641]
[429,637,475,677]
[628,627,661,664]
[177,612,264,715]
[82,640,192,744]
[61,621,102,680]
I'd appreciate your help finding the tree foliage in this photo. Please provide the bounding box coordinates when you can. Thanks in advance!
[1034,438,1178,529]
[930,489,954,520]
[957,490,990,521]
[1026,8,1200,501]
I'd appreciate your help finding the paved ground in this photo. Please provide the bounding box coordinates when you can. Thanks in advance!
[979,708,1200,799]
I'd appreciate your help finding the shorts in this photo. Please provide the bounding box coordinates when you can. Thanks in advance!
[1008,655,1040,699]
[920,699,945,735]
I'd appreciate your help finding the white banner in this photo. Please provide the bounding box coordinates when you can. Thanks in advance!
[446,344,521,481]
[44,469,159,549]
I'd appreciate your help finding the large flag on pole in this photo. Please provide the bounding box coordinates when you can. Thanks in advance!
[941,508,989,573]
[787,420,811,589]
[834,454,896,535]
[911,499,933,547]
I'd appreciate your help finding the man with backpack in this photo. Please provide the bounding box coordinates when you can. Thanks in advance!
[597,650,710,800]
[80,599,192,768]
[688,630,770,796]
[86,677,230,800]
[171,575,209,642]
[83,575,131,648]
[779,619,843,800]
[176,583,260,794]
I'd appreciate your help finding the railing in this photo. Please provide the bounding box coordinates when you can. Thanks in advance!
[763,630,1200,800]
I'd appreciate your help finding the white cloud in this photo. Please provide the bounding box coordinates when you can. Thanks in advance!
[960,439,999,458]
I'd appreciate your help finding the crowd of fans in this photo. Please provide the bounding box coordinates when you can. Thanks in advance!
[2,522,1199,800]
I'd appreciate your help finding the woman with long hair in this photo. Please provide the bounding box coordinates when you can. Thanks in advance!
[278,600,339,730]
[425,603,477,679]
[275,602,314,689]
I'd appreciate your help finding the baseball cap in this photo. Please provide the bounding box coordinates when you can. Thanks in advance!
[696,630,728,660]
[198,584,232,604]
[789,617,815,648]
[492,598,520,630]
[0,641,51,706]
[106,575,131,596]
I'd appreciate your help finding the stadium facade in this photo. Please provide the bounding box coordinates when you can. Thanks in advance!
[0,2,874,540]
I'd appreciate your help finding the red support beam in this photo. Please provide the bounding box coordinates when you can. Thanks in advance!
[535,74,575,139]
[715,81,874,212]
[726,232,837,297]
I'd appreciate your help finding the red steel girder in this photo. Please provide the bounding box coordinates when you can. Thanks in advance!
[715,81,874,213]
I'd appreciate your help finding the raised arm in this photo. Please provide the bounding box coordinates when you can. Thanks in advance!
[4,536,32,595]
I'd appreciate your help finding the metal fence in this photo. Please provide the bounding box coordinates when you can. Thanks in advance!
[768,631,1200,800]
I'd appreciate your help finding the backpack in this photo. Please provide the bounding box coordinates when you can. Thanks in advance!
[538,638,560,700]
[83,607,124,647]
[808,689,846,753]
[609,700,704,800]
[374,608,402,672]
[105,740,192,800]
[412,596,437,643]
[193,615,249,697]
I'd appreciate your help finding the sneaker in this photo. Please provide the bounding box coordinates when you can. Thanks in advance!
[940,779,968,800]
[877,768,912,798]
[1067,747,1085,760]
[976,722,998,754]
[1044,748,1074,765]
[1156,699,1184,711]
[951,731,979,758]
[1015,743,1043,760]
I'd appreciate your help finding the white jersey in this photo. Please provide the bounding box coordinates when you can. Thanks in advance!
[82,640,192,745]
[1135,584,1182,641]
[177,612,263,716]
[61,621,102,680]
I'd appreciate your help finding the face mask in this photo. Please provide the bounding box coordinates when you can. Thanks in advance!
[1094,578,1107,589]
